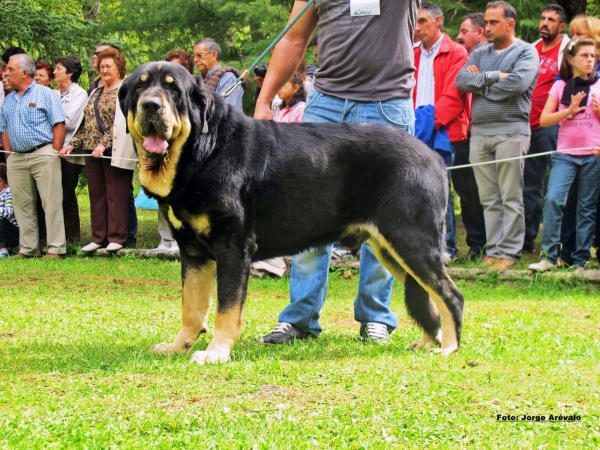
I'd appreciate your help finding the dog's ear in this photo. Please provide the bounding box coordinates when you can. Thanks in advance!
[118,76,132,134]
[191,76,212,135]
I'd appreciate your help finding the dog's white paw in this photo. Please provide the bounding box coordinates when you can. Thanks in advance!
[190,350,230,365]
[407,331,440,351]
[152,342,185,355]
[427,346,459,356]
[407,338,435,350]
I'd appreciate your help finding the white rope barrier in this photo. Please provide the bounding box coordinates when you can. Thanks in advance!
[0,149,138,162]
[447,147,596,171]
[0,147,597,169]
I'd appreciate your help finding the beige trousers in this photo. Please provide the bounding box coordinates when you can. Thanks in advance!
[7,144,66,255]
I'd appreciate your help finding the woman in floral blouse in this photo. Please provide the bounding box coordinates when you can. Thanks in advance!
[60,48,136,253]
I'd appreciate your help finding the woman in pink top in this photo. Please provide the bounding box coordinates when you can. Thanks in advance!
[273,70,306,123]
[529,38,600,273]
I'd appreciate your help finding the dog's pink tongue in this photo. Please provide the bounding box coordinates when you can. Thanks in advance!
[143,135,169,153]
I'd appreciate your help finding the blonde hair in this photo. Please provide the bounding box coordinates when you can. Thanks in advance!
[569,15,600,56]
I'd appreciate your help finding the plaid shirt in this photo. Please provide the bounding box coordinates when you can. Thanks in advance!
[0,81,65,153]
[0,186,18,227]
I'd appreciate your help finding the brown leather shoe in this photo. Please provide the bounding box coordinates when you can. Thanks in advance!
[489,257,516,271]
[44,253,65,259]
[481,256,497,267]
[17,252,34,259]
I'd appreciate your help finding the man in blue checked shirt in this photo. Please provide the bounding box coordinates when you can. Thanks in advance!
[0,54,67,258]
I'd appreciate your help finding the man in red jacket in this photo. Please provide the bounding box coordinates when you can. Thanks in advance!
[413,2,469,261]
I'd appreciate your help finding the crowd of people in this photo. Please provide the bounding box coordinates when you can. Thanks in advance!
[0,0,598,338]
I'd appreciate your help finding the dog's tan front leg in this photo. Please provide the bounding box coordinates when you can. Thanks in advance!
[153,259,216,355]
[190,304,243,364]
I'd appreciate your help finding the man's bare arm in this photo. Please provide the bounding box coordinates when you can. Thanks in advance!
[254,1,318,120]
[53,122,66,151]
[1,133,11,158]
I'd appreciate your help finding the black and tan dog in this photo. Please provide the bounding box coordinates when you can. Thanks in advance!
[119,62,464,365]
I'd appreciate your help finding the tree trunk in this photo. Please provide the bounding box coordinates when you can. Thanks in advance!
[83,2,101,87]
[557,0,587,21]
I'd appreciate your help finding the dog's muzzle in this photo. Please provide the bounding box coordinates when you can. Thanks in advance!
[140,97,172,154]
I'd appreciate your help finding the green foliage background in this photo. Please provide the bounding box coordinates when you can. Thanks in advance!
[1,0,599,109]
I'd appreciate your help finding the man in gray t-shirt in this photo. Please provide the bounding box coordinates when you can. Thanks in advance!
[255,0,419,345]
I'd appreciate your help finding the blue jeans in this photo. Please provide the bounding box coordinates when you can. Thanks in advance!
[279,90,415,335]
[540,152,600,267]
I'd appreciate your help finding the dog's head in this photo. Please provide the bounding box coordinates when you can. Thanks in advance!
[119,62,213,197]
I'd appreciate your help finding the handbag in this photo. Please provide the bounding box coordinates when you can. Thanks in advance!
[135,188,159,210]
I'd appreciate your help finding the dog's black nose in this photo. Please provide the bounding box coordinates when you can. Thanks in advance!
[142,98,162,112]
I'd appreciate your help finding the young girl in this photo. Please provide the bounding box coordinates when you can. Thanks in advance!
[529,38,600,273]
[273,70,306,123]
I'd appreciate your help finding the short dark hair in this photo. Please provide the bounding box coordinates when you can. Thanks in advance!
[55,56,83,83]
[2,46,25,64]
[0,162,7,183]
[420,2,444,30]
[96,47,126,79]
[165,50,194,74]
[542,4,566,24]
[194,38,221,60]
[486,1,517,23]
[97,42,121,52]
[35,60,54,81]
[463,12,485,31]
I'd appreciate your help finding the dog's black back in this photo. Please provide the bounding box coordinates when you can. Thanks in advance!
[119,62,464,363]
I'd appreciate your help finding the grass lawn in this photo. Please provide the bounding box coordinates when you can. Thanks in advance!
[1,189,599,448]
[1,256,599,448]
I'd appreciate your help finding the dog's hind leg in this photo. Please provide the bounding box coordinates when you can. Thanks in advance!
[153,255,216,355]
[403,274,442,351]
[369,237,443,350]
[369,229,463,355]
[191,236,253,365]
[399,254,463,355]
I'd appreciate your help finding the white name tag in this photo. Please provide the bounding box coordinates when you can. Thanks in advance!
[350,0,380,17]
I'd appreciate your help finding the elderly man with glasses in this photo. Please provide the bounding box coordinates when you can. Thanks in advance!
[193,37,247,110]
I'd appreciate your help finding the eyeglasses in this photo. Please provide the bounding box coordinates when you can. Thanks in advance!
[194,51,214,59]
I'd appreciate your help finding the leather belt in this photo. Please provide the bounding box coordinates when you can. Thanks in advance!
[23,142,53,153]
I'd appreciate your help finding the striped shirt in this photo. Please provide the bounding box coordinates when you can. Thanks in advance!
[0,81,65,152]
[415,34,444,108]
[456,40,540,136]
[0,186,18,227]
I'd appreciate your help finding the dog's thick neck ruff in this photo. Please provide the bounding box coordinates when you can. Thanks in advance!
[127,110,191,198]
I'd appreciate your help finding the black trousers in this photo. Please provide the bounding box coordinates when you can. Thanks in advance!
[0,217,19,247]
[451,139,486,253]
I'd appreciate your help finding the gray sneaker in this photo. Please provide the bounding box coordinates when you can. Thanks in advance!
[360,322,391,344]
[260,322,315,344]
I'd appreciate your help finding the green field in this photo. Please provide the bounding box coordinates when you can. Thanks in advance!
[1,254,599,448]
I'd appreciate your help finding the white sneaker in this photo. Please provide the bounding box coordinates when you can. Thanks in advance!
[528,260,556,272]
[153,245,171,251]
[81,242,101,253]
[169,245,179,252]
[0,248,8,258]
[106,243,123,252]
